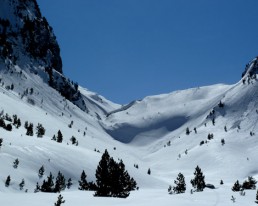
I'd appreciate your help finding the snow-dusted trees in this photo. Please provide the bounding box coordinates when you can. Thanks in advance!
[40,171,66,193]
[56,130,63,143]
[54,194,65,206]
[168,173,186,194]
[40,172,55,192]
[232,180,241,192]
[243,176,257,190]
[26,123,33,136]
[54,171,66,192]
[13,158,19,169]
[232,177,257,192]
[38,165,45,178]
[78,170,89,190]
[36,123,45,137]
[190,166,205,192]
[94,149,137,198]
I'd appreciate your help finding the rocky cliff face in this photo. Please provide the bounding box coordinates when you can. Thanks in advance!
[0,0,87,112]
[0,0,62,73]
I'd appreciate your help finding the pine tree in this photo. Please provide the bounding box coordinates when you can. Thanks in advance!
[54,171,66,193]
[78,170,88,190]
[36,123,45,137]
[94,150,137,198]
[34,182,40,193]
[190,166,205,192]
[242,176,257,190]
[54,194,65,206]
[5,175,11,187]
[41,172,54,192]
[67,178,72,189]
[172,173,186,194]
[56,130,63,143]
[255,189,258,204]
[70,136,77,145]
[24,121,28,129]
[26,123,33,136]
[19,179,25,190]
[38,165,45,178]
[13,158,19,169]
[0,138,3,149]
[232,180,242,192]
[147,168,151,175]
[186,127,190,135]
[94,149,111,197]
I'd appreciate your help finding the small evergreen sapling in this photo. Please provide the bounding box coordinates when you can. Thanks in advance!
[147,168,151,175]
[54,194,65,206]
[255,190,258,204]
[19,179,25,190]
[5,175,11,187]
[13,158,19,169]
[78,170,88,190]
[0,138,3,149]
[38,165,45,178]
[56,130,63,143]
[67,178,72,189]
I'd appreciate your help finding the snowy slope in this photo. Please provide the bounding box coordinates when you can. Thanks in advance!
[1,65,258,205]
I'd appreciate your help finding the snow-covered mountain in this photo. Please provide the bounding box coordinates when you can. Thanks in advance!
[1,1,258,205]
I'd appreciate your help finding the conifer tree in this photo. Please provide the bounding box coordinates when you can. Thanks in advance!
[54,194,65,206]
[26,123,33,136]
[0,138,3,149]
[94,149,111,197]
[242,176,257,190]
[172,173,186,194]
[34,182,40,193]
[13,158,19,169]
[67,178,72,189]
[56,130,63,143]
[41,172,54,192]
[78,170,88,190]
[5,175,11,187]
[19,179,25,190]
[54,171,66,193]
[186,127,190,135]
[38,165,45,178]
[94,149,137,198]
[255,189,258,204]
[36,123,45,137]
[190,166,205,192]
[232,180,242,192]
[147,168,151,175]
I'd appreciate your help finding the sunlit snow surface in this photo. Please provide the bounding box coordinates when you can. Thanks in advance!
[0,63,258,205]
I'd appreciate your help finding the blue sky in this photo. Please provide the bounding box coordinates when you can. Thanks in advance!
[37,0,258,104]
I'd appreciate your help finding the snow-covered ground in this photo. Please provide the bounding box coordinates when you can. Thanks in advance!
[0,60,258,205]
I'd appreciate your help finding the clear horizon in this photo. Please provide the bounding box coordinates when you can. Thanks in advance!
[37,0,258,104]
